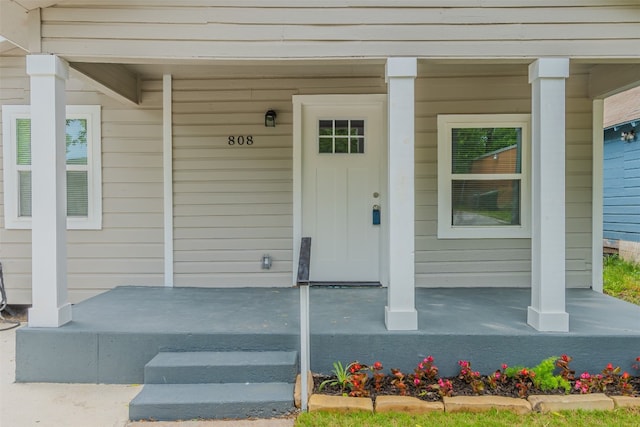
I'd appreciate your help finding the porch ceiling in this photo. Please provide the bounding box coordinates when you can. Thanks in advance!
[61,58,640,107]
[125,59,387,79]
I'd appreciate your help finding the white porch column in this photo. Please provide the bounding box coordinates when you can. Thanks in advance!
[26,54,72,327]
[527,58,570,332]
[384,57,418,330]
[163,74,174,287]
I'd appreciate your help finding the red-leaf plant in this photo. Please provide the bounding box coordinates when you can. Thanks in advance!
[486,363,509,390]
[512,367,536,398]
[371,361,385,392]
[390,368,409,396]
[346,362,369,397]
[457,360,485,395]
[575,361,637,396]
[431,378,454,398]
[556,354,575,381]
[620,371,635,396]
[410,356,439,390]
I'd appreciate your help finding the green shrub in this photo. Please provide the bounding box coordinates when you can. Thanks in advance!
[505,356,571,393]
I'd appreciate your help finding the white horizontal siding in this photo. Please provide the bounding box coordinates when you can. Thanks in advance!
[0,54,164,303]
[172,73,386,286]
[43,22,640,42]
[173,63,593,289]
[414,63,593,288]
[43,40,640,62]
[1,54,596,295]
[0,55,32,301]
[41,3,640,25]
[39,3,640,61]
[20,0,640,9]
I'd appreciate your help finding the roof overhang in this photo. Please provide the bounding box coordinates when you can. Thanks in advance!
[0,0,30,51]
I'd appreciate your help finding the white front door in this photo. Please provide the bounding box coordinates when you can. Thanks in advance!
[301,100,384,282]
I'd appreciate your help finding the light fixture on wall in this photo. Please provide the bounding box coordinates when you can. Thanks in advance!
[261,254,272,269]
[264,110,278,128]
[621,129,636,142]
[265,110,277,127]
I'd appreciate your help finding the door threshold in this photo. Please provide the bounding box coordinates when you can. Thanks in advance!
[310,282,382,288]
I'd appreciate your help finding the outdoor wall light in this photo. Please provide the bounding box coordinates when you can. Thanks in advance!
[261,254,272,269]
[621,129,636,142]
[265,110,277,127]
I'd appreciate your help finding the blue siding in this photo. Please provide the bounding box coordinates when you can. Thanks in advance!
[603,123,640,243]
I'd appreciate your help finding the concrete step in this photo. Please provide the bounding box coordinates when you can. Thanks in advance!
[129,382,294,421]
[144,350,298,384]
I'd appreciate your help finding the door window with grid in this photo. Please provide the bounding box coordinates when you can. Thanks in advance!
[318,119,365,154]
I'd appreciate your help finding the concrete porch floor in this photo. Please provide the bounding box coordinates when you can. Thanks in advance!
[15,286,640,383]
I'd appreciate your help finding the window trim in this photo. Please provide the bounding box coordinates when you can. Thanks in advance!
[437,114,531,239]
[2,105,102,230]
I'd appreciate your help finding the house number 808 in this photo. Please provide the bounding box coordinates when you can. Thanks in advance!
[228,136,254,146]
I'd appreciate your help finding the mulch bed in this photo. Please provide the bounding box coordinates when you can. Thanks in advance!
[313,374,640,402]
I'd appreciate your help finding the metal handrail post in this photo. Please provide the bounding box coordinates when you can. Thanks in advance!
[299,282,310,411]
[296,237,312,411]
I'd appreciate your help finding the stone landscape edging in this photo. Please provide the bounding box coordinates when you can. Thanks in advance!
[295,373,640,414]
[443,395,531,414]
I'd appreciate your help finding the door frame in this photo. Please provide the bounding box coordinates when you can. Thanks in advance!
[292,94,389,286]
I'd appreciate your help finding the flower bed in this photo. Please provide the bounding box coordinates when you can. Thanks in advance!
[312,355,640,402]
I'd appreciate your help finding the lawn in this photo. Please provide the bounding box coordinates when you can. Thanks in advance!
[296,407,640,427]
[603,255,640,305]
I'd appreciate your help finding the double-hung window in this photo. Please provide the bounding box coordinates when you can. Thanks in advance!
[437,114,530,239]
[2,105,101,229]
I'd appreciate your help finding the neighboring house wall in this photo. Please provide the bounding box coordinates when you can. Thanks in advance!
[38,2,640,60]
[0,52,164,303]
[470,146,519,209]
[603,122,640,262]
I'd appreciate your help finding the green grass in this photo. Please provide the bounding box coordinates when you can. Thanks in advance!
[603,255,640,305]
[296,408,640,427]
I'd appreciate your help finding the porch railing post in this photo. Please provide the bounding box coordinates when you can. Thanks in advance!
[296,237,312,411]
[299,282,310,411]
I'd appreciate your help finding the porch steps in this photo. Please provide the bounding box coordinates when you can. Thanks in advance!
[129,351,297,421]
[144,350,298,384]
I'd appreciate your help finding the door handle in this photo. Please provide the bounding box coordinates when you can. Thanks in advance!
[372,205,380,225]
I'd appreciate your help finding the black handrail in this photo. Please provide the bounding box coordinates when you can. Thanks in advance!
[297,237,311,285]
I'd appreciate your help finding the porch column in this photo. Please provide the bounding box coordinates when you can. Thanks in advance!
[384,57,418,330]
[163,74,174,287]
[527,58,570,332]
[26,54,72,327]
